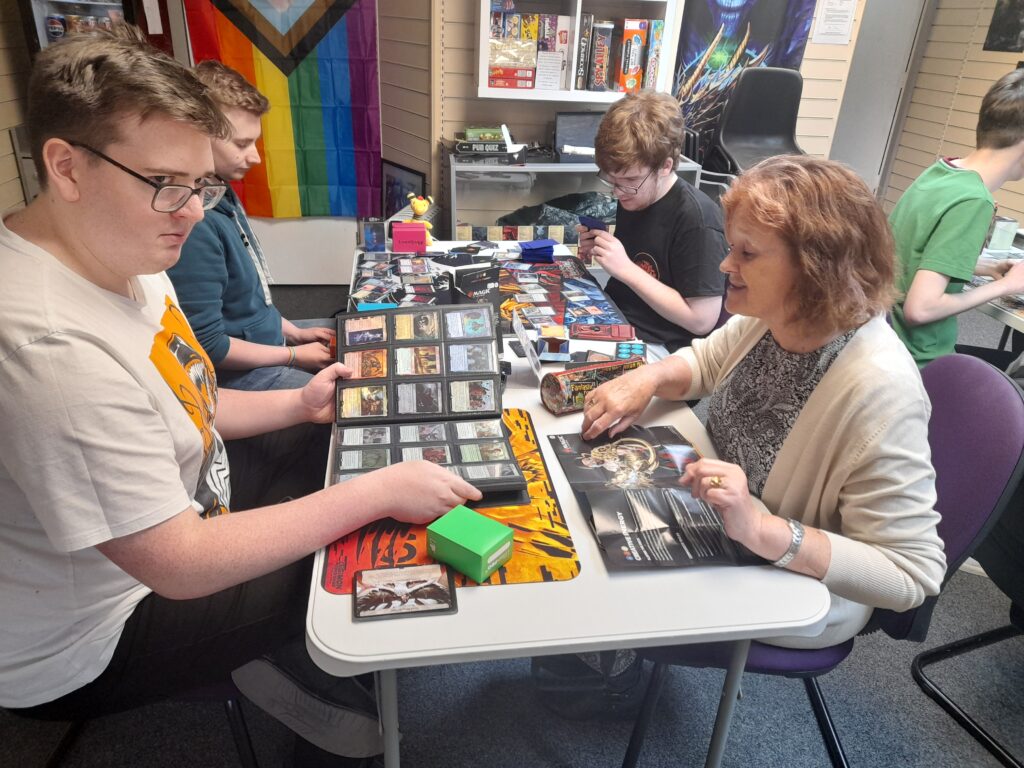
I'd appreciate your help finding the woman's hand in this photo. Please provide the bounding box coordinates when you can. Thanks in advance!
[681,458,761,547]
[581,365,659,440]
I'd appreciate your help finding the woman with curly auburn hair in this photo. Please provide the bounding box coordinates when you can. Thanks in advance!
[581,155,946,649]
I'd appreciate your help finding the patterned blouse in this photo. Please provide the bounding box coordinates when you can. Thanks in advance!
[706,329,855,497]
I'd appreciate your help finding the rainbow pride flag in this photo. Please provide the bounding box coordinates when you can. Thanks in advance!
[183,0,380,218]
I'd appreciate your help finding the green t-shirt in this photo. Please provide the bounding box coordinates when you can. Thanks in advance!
[890,160,994,366]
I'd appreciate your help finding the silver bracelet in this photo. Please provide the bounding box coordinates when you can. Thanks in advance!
[772,518,805,568]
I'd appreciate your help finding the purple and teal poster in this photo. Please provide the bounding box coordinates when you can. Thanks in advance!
[673,0,816,161]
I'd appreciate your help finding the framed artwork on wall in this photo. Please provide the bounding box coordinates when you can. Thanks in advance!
[382,160,426,218]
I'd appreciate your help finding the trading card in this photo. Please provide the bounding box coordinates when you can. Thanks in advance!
[444,307,493,338]
[458,441,511,463]
[342,348,387,379]
[448,342,495,373]
[457,462,521,480]
[401,275,434,285]
[353,563,457,620]
[338,426,391,445]
[398,257,430,274]
[523,306,556,318]
[394,310,440,341]
[401,445,452,464]
[454,419,504,440]
[449,379,495,414]
[404,295,436,305]
[399,422,448,443]
[344,315,387,346]
[335,448,390,471]
[396,381,443,415]
[332,471,367,484]
[395,345,442,376]
[339,384,387,419]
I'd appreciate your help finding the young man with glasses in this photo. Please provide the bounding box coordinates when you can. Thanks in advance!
[0,29,478,767]
[580,91,727,359]
[167,60,336,392]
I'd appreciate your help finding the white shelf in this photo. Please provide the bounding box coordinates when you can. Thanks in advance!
[478,0,680,102]
[477,86,623,103]
[449,154,700,233]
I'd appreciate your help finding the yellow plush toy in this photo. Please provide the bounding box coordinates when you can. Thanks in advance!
[406,192,434,245]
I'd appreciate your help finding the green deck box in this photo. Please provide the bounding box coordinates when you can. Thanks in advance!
[427,505,514,583]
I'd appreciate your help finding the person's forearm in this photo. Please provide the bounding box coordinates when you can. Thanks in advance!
[619,266,720,335]
[281,317,301,343]
[99,480,388,600]
[216,387,308,439]
[903,277,1018,326]
[219,337,293,370]
[649,354,695,400]
[745,513,831,579]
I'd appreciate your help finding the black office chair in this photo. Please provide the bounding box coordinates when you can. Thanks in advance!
[911,481,1024,768]
[704,66,805,175]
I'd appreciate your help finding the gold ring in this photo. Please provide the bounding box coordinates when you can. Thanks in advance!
[708,475,725,490]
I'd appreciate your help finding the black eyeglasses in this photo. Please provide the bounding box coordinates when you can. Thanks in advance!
[69,142,228,213]
[597,167,655,196]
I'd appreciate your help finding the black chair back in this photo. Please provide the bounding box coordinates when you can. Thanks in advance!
[709,66,805,174]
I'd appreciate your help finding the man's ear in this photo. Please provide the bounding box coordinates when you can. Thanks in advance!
[41,139,82,203]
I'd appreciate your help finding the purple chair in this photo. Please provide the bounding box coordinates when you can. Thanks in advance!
[911,473,1024,766]
[621,354,1024,768]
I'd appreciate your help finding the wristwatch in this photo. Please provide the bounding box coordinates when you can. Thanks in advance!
[772,518,805,568]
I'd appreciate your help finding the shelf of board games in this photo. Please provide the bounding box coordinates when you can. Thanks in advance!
[448,154,700,235]
[478,0,679,102]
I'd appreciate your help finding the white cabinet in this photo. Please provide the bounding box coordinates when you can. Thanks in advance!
[449,154,700,233]
[477,0,679,103]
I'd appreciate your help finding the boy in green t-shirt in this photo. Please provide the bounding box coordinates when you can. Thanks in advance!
[891,69,1024,366]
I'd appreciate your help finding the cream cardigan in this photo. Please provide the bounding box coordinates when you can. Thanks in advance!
[676,314,947,647]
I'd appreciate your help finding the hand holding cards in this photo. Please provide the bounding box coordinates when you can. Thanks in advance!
[578,215,608,232]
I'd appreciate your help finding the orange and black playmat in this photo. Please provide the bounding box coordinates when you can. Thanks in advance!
[319,408,580,595]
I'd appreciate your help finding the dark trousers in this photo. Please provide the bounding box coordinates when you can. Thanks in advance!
[15,420,331,721]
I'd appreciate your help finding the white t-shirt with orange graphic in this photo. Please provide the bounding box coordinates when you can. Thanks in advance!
[0,218,230,707]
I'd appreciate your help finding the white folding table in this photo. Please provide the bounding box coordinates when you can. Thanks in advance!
[307,345,830,767]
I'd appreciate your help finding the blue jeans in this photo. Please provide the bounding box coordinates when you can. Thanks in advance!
[216,317,335,392]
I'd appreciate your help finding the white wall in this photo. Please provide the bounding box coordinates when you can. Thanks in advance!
[248,217,356,285]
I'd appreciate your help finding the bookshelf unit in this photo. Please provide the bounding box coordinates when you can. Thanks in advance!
[477,0,680,103]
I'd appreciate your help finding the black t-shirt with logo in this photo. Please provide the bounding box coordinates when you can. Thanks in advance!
[604,178,727,351]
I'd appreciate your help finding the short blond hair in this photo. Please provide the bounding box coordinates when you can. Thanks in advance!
[594,90,683,173]
[27,26,229,186]
[721,156,897,333]
[194,60,270,116]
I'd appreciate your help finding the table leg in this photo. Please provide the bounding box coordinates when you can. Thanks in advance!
[704,638,750,768]
[377,669,401,768]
